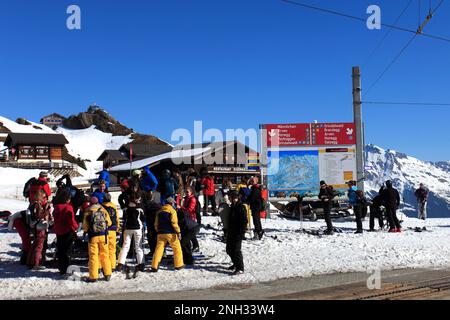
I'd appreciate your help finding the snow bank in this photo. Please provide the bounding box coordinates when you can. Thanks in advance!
[1,197,450,300]
[0,168,43,200]
[0,116,56,134]
[56,126,132,179]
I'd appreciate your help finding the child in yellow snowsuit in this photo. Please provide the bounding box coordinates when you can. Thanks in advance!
[151,197,184,272]
[83,197,112,282]
[102,193,120,271]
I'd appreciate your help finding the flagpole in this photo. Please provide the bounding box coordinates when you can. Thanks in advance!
[129,144,133,178]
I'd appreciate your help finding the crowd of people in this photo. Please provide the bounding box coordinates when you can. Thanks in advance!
[318,179,429,235]
[6,166,430,282]
[7,167,267,282]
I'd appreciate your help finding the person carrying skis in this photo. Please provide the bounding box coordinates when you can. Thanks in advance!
[415,183,429,221]
[226,190,248,276]
[381,180,402,233]
[27,191,53,270]
[151,197,184,272]
[318,180,335,235]
[249,177,265,240]
[82,196,112,282]
[118,179,130,210]
[117,193,146,273]
[52,190,78,275]
[347,181,363,234]
[102,193,121,271]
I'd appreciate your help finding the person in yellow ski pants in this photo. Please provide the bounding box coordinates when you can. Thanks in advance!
[102,194,120,270]
[83,197,112,282]
[151,198,184,271]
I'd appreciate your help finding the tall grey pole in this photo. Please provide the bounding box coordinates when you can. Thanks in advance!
[352,66,364,192]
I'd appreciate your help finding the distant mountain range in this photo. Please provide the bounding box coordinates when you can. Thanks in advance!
[365,144,450,218]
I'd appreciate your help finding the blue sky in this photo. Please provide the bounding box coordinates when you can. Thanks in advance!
[1,0,449,161]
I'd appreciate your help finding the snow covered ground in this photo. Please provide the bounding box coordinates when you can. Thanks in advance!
[56,126,132,179]
[1,198,450,300]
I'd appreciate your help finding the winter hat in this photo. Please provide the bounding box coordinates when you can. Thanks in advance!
[90,196,99,204]
[39,171,48,178]
[103,193,112,203]
[320,180,326,186]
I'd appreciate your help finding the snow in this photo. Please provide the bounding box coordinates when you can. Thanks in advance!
[55,126,132,179]
[0,116,56,134]
[0,168,43,200]
[365,144,450,217]
[2,196,450,299]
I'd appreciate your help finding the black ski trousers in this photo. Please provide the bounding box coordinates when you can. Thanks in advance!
[354,204,363,232]
[226,235,244,272]
[386,206,401,230]
[251,210,263,236]
[56,232,76,275]
[322,201,333,231]
[369,206,384,230]
[181,226,200,265]
[203,195,217,215]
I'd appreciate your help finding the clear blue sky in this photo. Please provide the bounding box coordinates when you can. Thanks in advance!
[1,0,449,161]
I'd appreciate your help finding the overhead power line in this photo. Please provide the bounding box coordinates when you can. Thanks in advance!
[280,0,450,43]
[364,0,445,97]
[362,0,414,69]
[362,100,450,106]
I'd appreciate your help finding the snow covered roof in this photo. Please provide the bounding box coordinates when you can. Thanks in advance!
[110,147,211,172]
[5,132,68,147]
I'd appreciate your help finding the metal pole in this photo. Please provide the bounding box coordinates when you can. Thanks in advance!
[352,66,365,192]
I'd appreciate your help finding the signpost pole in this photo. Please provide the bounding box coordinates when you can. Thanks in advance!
[352,66,365,192]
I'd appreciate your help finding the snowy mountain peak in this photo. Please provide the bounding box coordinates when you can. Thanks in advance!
[365,145,450,218]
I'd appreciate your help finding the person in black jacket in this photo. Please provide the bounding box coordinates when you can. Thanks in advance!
[226,191,248,275]
[318,181,335,235]
[142,192,162,258]
[381,180,401,233]
[369,193,384,231]
[249,177,264,240]
[117,193,146,272]
[176,207,199,265]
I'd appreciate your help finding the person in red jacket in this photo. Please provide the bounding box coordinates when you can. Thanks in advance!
[29,172,52,205]
[181,187,197,222]
[180,186,200,252]
[52,190,79,275]
[201,172,217,216]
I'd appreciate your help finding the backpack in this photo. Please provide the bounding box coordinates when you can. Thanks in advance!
[23,178,37,198]
[183,210,198,231]
[104,205,117,230]
[89,207,108,234]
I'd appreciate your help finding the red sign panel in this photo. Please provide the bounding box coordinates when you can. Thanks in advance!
[264,123,355,147]
[264,123,311,147]
[311,123,356,146]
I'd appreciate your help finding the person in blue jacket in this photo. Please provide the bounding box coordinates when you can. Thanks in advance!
[347,180,363,234]
[140,166,158,192]
[92,180,108,204]
[97,168,110,189]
